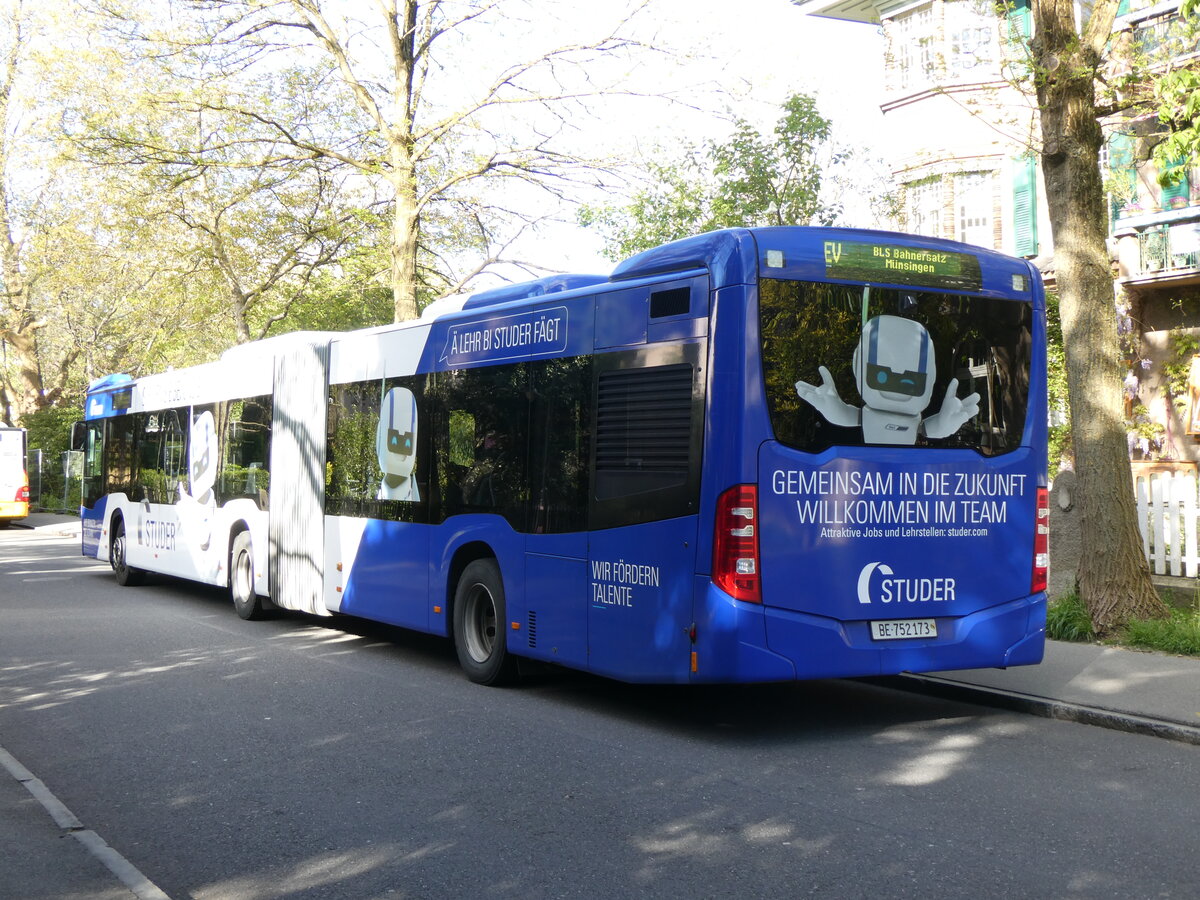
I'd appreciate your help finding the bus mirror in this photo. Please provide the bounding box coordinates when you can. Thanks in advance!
[70,421,87,452]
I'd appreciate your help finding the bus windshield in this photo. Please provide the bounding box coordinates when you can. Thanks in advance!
[759,278,1033,455]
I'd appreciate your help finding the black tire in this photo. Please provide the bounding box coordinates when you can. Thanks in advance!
[452,558,518,685]
[110,518,145,586]
[230,531,268,620]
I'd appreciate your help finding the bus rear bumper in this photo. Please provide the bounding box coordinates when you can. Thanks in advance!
[692,580,1046,682]
[764,593,1046,679]
[690,579,798,683]
[0,501,28,521]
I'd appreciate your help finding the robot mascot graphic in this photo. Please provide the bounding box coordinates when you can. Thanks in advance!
[376,386,421,501]
[795,314,980,445]
[175,409,218,551]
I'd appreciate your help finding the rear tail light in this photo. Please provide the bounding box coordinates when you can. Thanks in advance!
[713,484,761,603]
[16,485,29,502]
[1032,486,1049,594]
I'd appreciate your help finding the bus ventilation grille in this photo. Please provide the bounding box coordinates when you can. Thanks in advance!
[595,364,692,498]
[650,287,691,318]
[527,611,537,648]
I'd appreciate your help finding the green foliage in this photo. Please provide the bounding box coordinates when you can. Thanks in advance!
[1123,609,1200,656]
[273,269,394,335]
[1045,593,1095,642]
[1048,589,1200,657]
[1150,0,1200,187]
[326,409,378,502]
[1125,403,1166,456]
[1044,292,1072,476]
[1161,327,1200,413]
[19,402,82,459]
[17,403,84,511]
[580,93,847,260]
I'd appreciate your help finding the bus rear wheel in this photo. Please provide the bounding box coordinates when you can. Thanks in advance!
[110,519,145,586]
[453,559,517,686]
[230,532,269,620]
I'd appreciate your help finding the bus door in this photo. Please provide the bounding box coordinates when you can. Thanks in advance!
[121,408,198,579]
[585,332,707,682]
[523,357,591,670]
[77,420,106,554]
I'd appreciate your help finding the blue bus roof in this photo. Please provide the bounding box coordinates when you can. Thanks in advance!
[461,227,1039,309]
[462,274,611,310]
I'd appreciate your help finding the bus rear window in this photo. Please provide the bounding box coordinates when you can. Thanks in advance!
[759,279,1032,455]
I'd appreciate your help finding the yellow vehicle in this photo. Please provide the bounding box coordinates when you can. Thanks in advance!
[0,426,29,527]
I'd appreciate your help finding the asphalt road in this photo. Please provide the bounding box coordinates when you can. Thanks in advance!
[2,530,1198,899]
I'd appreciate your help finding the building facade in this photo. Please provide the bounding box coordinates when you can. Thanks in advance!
[796,0,1200,462]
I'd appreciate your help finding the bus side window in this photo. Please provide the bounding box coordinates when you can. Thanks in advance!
[446,409,475,503]
[431,364,529,527]
[219,395,272,508]
[326,383,377,516]
[528,357,591,534]
[105,417,135,498]
[134,414,161,502]
[161,410,188,501]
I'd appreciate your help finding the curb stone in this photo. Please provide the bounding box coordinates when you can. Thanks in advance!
[871,673,1200,746]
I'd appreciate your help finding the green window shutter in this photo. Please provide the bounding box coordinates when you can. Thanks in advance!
[1108,132,1138,223]
[1013,155,1039,257]
[1109,132,1134,169]
[1002,1,1032,81]
[1116,0,1130,16]
[1162,157,1190,206]
[1007,0,1032,40]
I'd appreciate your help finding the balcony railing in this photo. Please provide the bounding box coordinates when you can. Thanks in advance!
[1132,12,1200,59]
[1139,223,1200,273]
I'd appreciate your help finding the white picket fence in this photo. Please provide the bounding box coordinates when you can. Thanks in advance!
[1134,467,1200,577]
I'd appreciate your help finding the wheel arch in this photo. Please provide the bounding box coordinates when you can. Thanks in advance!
[226,518,252,589]
[445,540,498,631]
[107,507,127,549]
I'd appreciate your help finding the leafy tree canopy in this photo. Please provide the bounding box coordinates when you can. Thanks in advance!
[1151,0,1200,185]
[580,93,851,261]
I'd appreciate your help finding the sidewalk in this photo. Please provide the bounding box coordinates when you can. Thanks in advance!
[11,511,83,538]
[0,750,147,900]
[893,639,1200,744]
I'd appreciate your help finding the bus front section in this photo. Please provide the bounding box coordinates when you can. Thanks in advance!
[700,229,1048,682]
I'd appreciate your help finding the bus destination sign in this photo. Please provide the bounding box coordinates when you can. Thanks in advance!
[823,240,983,291]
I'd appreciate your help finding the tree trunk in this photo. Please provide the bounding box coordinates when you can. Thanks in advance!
[1033,0,1169,631]
[0,6,48,424]
[0,314,47,422]
[1,191,49,422]
[389,149,421,323]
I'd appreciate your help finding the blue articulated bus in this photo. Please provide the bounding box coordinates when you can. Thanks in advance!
[77,226,1048,685]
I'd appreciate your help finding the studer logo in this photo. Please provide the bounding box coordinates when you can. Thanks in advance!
[857,561,956,604]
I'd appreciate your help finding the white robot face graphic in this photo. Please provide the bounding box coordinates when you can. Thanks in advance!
[189,410,218,500]
[376,386,418,479]
[794,312,980,445]
[852,315,936,414]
